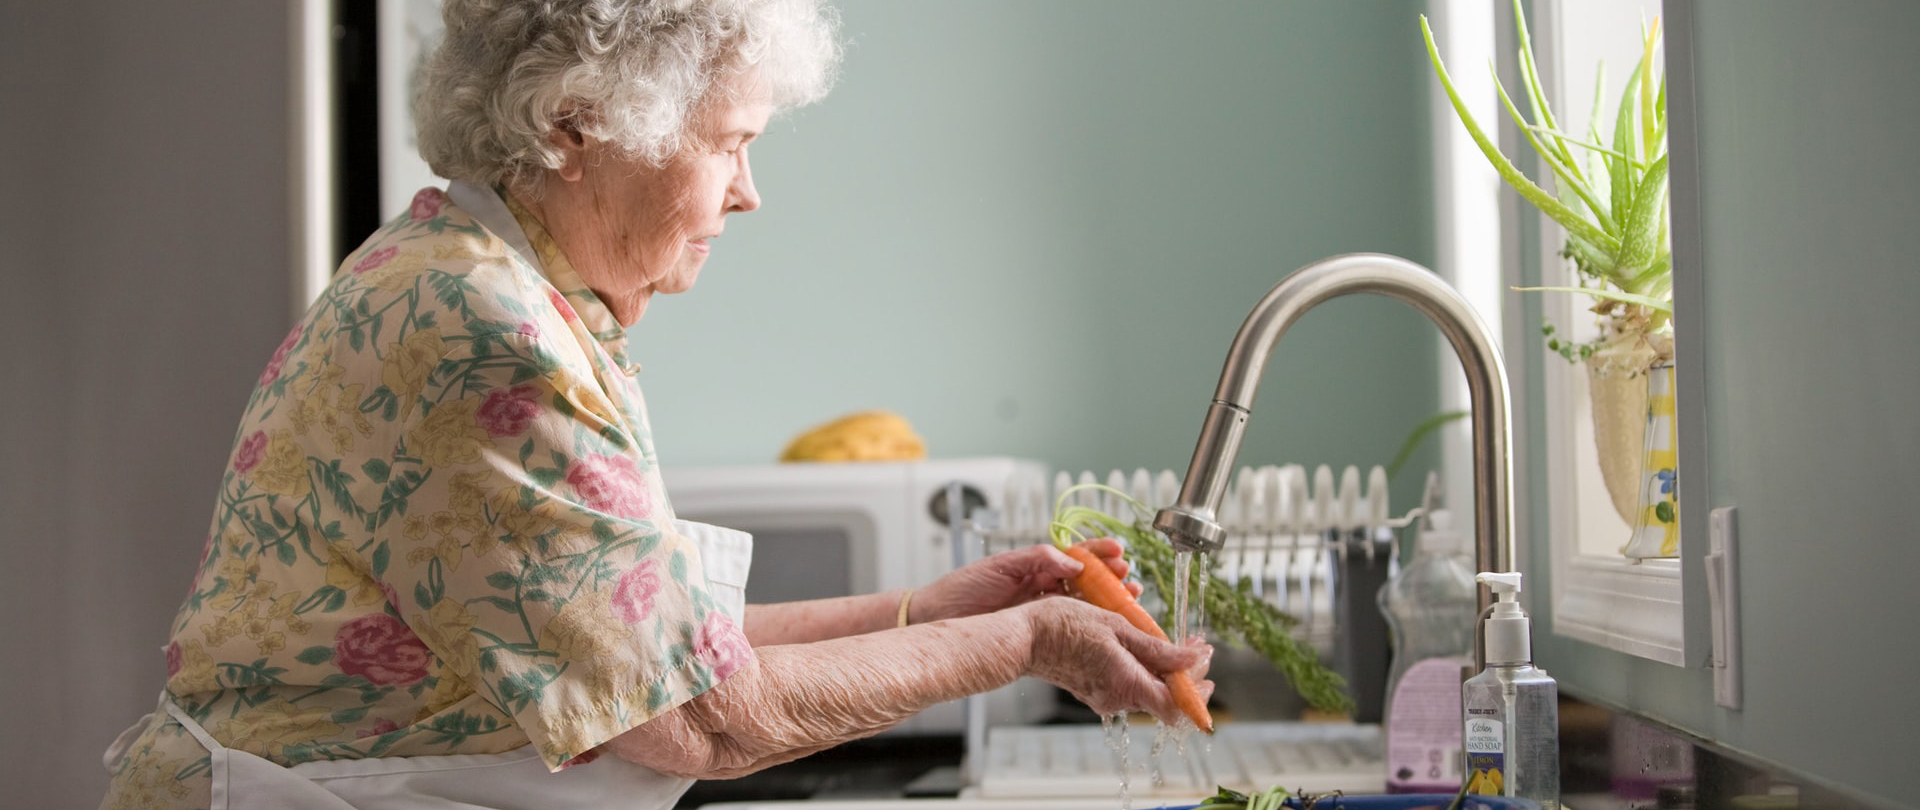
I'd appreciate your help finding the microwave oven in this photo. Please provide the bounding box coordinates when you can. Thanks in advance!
[662,456,1058,735]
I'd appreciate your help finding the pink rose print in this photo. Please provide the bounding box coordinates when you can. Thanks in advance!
[409,188,445,221]
[611,560,663,625]
[358,718,402,739]
[476,385,541,438]
[165,641,182,678]
[233,430,268,474]
[694,612,752,682]
[259,324,303,386]
[352,246,399,275]
[565,454,652,519]
[334,614,432,686]
[548,288,579,323]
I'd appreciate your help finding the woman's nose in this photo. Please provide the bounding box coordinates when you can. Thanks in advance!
[727,152,760,213]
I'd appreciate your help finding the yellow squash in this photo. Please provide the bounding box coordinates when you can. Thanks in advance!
[779,410,926,462]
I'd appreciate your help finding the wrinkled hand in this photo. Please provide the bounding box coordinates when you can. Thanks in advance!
[912,538,1140,624]
[1020,597,1214,727]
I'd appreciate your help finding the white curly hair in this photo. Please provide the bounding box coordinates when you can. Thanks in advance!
[414,0,842,185]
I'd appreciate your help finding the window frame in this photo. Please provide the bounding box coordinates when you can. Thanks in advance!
[1489,0,1690,665]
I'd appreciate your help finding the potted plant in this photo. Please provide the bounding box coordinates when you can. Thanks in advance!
[1422,4,1672,534]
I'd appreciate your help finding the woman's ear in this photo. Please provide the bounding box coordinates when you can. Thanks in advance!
[548,110,589,183]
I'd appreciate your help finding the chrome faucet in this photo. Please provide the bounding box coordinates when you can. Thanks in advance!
[1151,253,1516,665]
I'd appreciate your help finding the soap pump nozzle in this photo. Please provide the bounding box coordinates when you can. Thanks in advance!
[1475,571,1531,666]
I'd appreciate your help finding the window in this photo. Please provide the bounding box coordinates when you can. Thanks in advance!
[1520,0,1686,664]
[1430,0,1684,665]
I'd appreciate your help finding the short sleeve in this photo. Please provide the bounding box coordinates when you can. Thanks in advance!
[370,328,747,769]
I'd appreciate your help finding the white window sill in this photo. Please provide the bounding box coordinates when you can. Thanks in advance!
[1552,555,1684,665]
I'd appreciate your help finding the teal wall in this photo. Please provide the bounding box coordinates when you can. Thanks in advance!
[630,0,1444,500]
[1528,2,1920,806]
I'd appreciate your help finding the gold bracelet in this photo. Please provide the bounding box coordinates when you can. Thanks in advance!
[895,589,915,628]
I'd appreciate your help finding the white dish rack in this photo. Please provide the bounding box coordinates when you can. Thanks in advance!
[967,463,1426,655]
[970,720,1385,800]
[941,463,1434,800]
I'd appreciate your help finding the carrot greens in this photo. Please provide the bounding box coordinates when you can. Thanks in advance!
[1049,484,1354,716]
[1196,785,1296,810]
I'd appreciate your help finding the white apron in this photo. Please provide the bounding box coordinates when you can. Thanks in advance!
[107,521,752,810]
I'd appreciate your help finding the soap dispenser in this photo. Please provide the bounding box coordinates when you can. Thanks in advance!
[1377,510,1476,793]
[1462,572,1560,810]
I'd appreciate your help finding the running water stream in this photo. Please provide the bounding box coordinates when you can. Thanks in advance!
[1172,550,1211,644]
[1102,712,1133,809]
[1173,552,1192,644]
[1102,535,1213,809]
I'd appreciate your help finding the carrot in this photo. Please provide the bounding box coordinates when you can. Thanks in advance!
[1061,542,1214,733]
[1050,483,1353,718]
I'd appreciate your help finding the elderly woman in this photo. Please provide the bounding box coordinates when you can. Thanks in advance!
[99,1,1210,808]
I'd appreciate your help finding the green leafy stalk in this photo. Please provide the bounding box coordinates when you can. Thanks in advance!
[1425,0,1673,367]
[1616,155,1670,276]
[1514,1,1609,231]
[1495,75,1614,237]
[1421,16,1619,255]
[1521,125,1640,166]
[1386,410,1470,479]
[1584,65,1612,214]
[1641,18,1663,162]
[1511,285,1672,314]
[1196,784,1294,810]
[1050,484,1354,715]
[1607,61,1645,246]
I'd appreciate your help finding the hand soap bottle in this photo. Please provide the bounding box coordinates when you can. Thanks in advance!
[1377,510,1476,793]
[1462,572,1559,810]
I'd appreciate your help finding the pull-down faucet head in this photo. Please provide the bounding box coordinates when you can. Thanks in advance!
[1152,254,1516,643]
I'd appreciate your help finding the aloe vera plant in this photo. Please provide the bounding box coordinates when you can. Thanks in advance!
[1422,2,1671,366]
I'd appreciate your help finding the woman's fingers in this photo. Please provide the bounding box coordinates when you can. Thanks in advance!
[1045,538,1131,600]
[923,539,1147,621]
[1181,638,1214,680]
[1105,614,1214,727]
[1023,599,1214,727]
[1034,543,1086,579]
[1074,536,1133,580]
[1116,619,1210,677]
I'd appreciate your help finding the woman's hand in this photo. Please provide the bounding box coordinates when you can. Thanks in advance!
[1019,597,1213,727]
[909,537,1140,624]
[606,592,1212,779]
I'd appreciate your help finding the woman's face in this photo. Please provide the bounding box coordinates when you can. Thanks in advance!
[537,76,773,326]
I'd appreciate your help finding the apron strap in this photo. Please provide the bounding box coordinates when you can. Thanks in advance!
[163,696,227,754]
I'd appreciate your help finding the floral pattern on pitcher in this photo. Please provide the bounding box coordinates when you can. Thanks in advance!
[1621,363,1680,559]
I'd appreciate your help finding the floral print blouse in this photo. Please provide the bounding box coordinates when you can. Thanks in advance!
[100,185,750,810]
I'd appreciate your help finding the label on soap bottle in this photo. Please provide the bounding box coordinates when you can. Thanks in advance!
[1464,712,1506,795]
[1385,657,1466,793]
